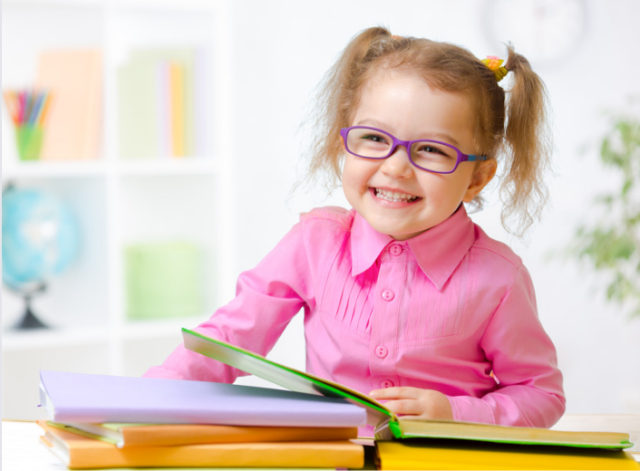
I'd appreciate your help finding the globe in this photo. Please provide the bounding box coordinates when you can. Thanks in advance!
[2,186,80,328]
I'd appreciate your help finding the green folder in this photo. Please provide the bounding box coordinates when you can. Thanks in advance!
[125,242,202,320]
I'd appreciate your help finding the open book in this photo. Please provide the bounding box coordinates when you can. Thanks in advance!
[183,328,633,450]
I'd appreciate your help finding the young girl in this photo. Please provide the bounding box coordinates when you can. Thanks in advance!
[145,27,565,430]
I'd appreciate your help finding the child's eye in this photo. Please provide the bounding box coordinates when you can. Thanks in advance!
[413,142,457,164]
[362,134,389,144]
[419,145,446,155]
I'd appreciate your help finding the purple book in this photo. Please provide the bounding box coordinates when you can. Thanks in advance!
[39,370,366,427]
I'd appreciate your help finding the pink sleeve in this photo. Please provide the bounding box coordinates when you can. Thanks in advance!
[447,266,566,428]
[143,222,313,383]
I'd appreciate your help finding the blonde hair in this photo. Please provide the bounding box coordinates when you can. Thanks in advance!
[305,26,551,237]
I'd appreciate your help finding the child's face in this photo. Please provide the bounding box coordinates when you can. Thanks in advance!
[342,69,489,240]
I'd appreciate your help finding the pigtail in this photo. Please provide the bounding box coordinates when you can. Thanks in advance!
[306,27,395,190]
[500,45,552,237]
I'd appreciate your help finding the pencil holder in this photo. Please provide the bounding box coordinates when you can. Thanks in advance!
[15,125,44,161]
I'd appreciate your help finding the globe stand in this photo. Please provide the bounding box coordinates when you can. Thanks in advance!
[5,282,49,330]
[16,292,48,329]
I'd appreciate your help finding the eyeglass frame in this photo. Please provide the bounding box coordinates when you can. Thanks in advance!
[340,125,488,174]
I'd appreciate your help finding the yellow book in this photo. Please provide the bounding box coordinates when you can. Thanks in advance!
[169,62,185,157]
[376,440,640,470]
[49,421,357,448]
[38,421,363,469]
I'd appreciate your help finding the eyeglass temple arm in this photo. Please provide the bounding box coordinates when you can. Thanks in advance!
[465,155,488,162]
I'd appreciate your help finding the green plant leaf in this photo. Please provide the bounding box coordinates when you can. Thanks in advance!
[562,114,640,320]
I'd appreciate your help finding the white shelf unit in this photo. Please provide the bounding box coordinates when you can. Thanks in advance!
[1,0,235,420]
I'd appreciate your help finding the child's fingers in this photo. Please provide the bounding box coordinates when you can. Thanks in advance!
[370,387,454,420]
[381,399,422,416]
[369,386,420,400]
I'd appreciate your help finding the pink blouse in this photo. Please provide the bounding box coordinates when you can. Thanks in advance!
[144,205,565,428]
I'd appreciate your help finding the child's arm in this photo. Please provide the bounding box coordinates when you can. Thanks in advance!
[143,222,314,383]
[448,265,565,427]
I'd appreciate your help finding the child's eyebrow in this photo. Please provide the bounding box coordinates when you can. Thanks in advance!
[418,132,460,147]
[355,118,389,129]
[355,119,461,147]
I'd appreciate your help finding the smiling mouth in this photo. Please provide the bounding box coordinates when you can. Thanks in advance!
[373,187,421,203]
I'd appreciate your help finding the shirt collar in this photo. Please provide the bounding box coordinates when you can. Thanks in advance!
[350,205,476,290]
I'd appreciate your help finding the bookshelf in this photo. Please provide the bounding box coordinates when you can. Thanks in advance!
[1,0,235,420]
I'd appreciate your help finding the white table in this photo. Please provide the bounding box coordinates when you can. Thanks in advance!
[1,420,291,471]
[3,416,639,470]
[552,414,640,453]
[3,420,67,471]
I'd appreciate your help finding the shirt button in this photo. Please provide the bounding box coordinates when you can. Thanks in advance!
[389,244,402,256]
[381,289,394,301]
[381,379,394,389]
[375,345,388,358]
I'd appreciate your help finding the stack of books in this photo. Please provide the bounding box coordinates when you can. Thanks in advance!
[38,329,640,470]
[38,370,366,469]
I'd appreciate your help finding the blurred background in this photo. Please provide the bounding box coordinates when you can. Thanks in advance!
[2,0,639,421]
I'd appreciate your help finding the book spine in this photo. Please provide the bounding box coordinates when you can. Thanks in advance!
[169,63,185,157]
[193,47,210,156]
[157,62,171,158]
[80,50,102,160]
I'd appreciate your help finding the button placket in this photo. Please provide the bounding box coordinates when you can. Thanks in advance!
[370,250,402,394]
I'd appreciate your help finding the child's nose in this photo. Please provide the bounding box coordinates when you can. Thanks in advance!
[380,146,413,178]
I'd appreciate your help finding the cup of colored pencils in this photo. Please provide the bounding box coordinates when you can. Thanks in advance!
[2,89,52,161]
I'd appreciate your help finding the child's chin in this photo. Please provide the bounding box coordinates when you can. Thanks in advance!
[366,219,423,240]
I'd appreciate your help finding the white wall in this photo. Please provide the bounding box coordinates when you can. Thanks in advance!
[228,0,640,414]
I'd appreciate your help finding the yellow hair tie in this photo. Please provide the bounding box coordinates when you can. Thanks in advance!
[481,55,508,82]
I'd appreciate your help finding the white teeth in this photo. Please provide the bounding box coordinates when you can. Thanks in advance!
[375,188,418,202]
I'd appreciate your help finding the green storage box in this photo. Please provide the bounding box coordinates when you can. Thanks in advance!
[125,241,202,320]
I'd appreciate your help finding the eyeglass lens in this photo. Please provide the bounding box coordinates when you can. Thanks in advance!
[346,127,459,173]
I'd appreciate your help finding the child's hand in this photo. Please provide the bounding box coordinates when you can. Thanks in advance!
[369,387,454,421]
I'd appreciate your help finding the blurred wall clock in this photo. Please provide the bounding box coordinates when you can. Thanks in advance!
[483,0,588,65]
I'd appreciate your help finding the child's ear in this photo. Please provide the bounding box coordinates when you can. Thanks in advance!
[463,159,497,203]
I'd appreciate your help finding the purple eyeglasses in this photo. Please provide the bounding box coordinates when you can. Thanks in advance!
[340,126,487,174]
